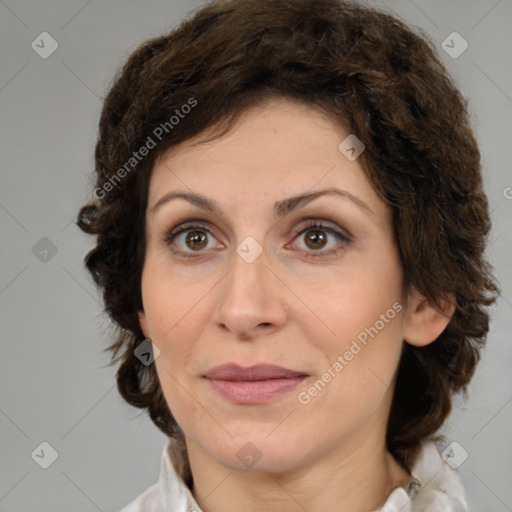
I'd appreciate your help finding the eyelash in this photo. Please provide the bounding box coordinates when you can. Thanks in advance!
[163,220,351,260]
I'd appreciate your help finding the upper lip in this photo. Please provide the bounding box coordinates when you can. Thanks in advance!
[204,363,308,381]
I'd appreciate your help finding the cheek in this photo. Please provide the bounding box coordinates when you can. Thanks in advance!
[298,258,405,406]
[140,267,205,409]
[154,362,204,437]
[141,254,205,340]
[303,256,404,348]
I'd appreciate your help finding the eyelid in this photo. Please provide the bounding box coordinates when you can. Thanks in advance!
[163,220,221,245]
[162,217,350,243]
[293,218,352,240]
[288,220,351,258]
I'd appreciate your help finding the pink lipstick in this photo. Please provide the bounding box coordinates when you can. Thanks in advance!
[203,363,309,404]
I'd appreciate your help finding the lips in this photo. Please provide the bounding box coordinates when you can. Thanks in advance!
[203,363,308,381]
[203,363,309,404]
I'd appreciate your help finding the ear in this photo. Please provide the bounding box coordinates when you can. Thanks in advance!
[403,288,456,347]
[138,310,150,339]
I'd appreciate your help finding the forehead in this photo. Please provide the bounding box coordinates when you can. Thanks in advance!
[148,97,387,220]
[158,98,344,164]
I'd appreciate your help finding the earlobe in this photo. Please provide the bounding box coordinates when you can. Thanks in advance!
[138,310,149,338]
[403,289,456,347]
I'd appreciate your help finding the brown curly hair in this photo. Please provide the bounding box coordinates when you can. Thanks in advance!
[77,0,499,473]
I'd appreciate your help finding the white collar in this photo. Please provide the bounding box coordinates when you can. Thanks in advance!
[375,440,468,511]
[120,439,469,512]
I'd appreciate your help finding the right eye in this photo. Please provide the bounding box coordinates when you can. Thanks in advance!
[163,222,223,259]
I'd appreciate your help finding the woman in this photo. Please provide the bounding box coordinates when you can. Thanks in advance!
[77,0,499,510]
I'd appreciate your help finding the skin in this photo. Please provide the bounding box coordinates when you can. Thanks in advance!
[138,97,454,512]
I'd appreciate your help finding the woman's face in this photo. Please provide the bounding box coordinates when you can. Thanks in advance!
[139,97,413,473]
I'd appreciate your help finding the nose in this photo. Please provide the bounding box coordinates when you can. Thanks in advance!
[211,241,288,341]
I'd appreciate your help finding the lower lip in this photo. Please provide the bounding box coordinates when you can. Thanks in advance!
[205,377,308,404]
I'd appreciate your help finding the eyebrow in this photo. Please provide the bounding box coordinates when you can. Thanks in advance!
[150,187,374,218]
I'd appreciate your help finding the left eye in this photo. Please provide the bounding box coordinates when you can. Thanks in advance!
[291,221,350,258]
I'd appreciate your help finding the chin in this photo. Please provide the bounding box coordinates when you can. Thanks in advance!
[207,434,306,473]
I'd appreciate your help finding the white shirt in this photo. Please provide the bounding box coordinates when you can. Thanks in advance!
[119,439,469,512]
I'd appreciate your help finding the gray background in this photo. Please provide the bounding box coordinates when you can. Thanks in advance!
[0,0,511,510]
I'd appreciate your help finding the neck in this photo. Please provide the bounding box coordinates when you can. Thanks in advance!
[185,425,411,512]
